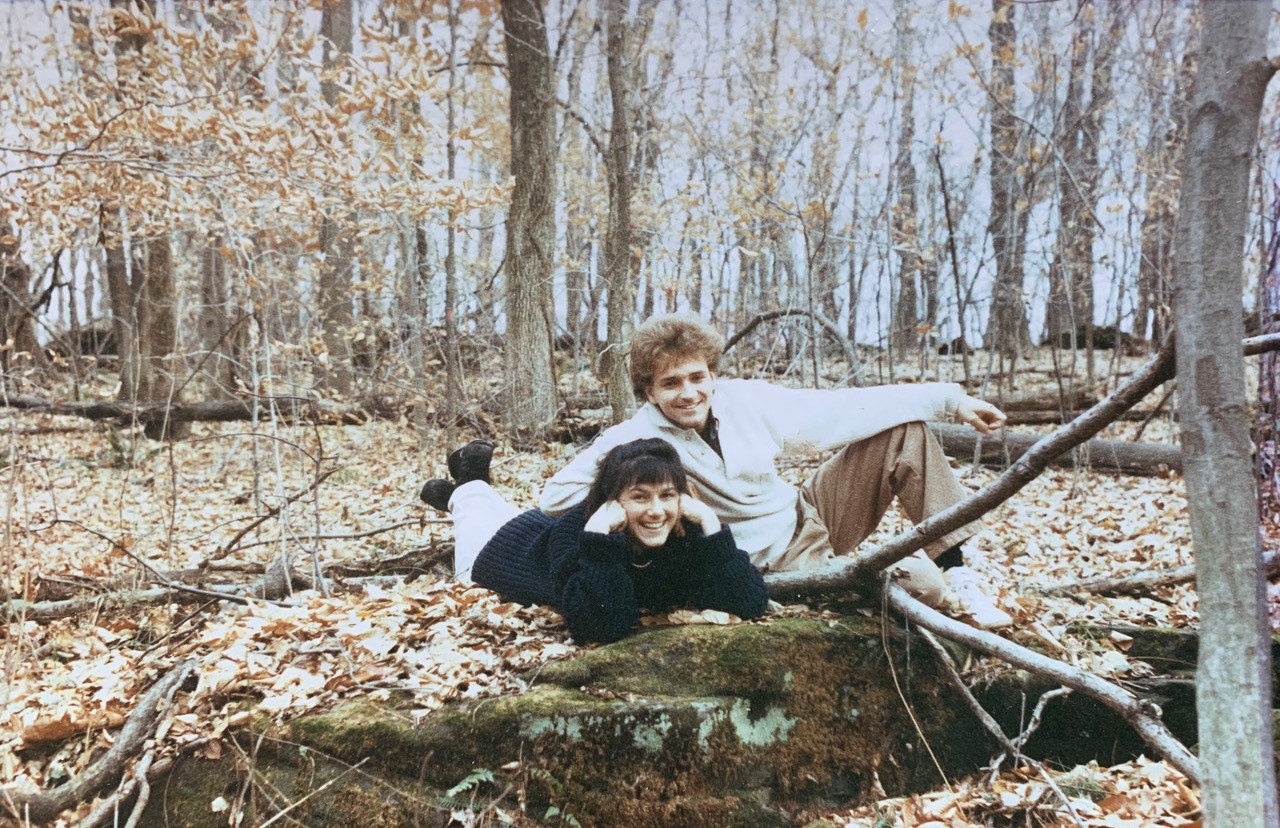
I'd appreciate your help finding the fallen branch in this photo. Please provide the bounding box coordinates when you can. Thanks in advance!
[1037,549,1280,597]
[887,584,1200,784]
[765,338,1179,601]
[722,307,856,368]
[4,555,312,622]
[0,660,195,825]
[928,423,1181,476]
[915,628,1085,827]
[0,394,406,427]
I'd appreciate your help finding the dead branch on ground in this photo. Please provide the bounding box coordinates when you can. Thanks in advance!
[888,584,1200,784]
[1038,549,1280,598]
[928,422,1181,476]
[0,660,195,825]
[4,554,312,622]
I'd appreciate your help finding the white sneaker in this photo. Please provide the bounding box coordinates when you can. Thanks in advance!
[945,566,1013,629]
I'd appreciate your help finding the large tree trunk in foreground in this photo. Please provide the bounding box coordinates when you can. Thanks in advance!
[1173,3,1277,823]
[501,0,558,443]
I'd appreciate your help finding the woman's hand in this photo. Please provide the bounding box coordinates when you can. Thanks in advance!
[679,495,721,535]
[585,501,628,535]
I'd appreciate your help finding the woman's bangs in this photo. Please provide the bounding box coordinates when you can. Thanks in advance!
[621,455,686,492]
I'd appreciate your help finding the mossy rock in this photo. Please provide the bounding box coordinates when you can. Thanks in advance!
[143,618,995,827]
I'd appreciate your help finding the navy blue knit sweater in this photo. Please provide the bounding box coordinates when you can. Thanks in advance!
[470,503,768,643]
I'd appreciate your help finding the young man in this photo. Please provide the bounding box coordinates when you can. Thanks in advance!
[540,313,1012,627]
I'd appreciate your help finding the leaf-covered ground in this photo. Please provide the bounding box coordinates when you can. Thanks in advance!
[0,359,1248,825]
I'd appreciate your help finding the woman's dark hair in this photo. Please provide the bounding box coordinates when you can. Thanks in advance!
[582,438,688,515]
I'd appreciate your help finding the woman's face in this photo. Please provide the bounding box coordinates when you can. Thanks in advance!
[618,478,681,548]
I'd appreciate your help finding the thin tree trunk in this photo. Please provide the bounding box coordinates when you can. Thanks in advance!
[316,0,355,396]
[603,0,639,422]
[985,0,1030,362]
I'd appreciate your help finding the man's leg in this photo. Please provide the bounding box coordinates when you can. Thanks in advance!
[451,481,521,583]
[791,421,979,607]
[800,421,979,559]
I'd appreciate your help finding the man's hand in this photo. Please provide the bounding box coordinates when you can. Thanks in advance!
[585,501,627,534]
[679,494,722,535]
[955,395,1007,435]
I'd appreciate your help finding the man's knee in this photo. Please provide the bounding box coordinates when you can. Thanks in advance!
[887,550,947,607]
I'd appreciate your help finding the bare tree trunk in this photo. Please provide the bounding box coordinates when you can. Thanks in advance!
[889,0,920,356]
[442,0,463,442]
[316,0,355,396]
[1257,193,1280,527]
[1137,45,1194,346]
[140,233,187,440]
[0,226,49,383]
[602,0,640,423]
[985,0,1030,361]
[500,0,558,442]
[1173,3,1277,822]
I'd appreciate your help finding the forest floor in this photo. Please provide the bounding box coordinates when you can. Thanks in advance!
[1,347,1267,826]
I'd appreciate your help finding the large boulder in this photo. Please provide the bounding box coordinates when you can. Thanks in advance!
[144,618,996,827]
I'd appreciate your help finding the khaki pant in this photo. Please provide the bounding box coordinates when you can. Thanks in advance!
[780,422,979,606]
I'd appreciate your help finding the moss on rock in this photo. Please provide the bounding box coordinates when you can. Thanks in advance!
[148,618,999,827]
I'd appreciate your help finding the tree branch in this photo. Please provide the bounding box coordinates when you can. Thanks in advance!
[887,584,1200,784]
[722,307,856,368]
[0,660,195,825]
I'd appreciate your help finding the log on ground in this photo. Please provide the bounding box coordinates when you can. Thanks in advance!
[930,423,1180,476]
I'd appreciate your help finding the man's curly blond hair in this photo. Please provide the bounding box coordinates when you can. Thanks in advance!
[629,314,724,398]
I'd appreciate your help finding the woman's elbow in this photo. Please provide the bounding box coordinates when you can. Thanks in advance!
[566,613,634,644]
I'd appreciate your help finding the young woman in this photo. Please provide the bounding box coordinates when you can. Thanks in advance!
[420,438,768,643]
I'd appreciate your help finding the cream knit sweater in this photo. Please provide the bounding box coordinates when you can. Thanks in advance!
[540,378,966,571]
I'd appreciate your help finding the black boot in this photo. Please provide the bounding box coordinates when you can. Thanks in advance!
[419,479,456,512]
[447,440,495,485]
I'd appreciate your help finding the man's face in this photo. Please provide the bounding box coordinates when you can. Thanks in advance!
[645,357,715,430]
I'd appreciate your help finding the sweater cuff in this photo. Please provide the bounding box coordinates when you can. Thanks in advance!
[580,531,630,565]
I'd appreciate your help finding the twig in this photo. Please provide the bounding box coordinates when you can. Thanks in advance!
[205,466,339,564]
[1130,380,1177,442]
[228,518,445,553]
[722,307,856,368]
[915,628,1084,827]
[886,584,1200,783]
[0,660,195,824]
[257,758,368,827]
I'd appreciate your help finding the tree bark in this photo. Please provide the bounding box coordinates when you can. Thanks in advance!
[1173,2,1278,822]
[316,0,355,396]
[603,0,639,423]
[500,0,558,444]
[985,0,1031,361]
[889,0,920,356]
